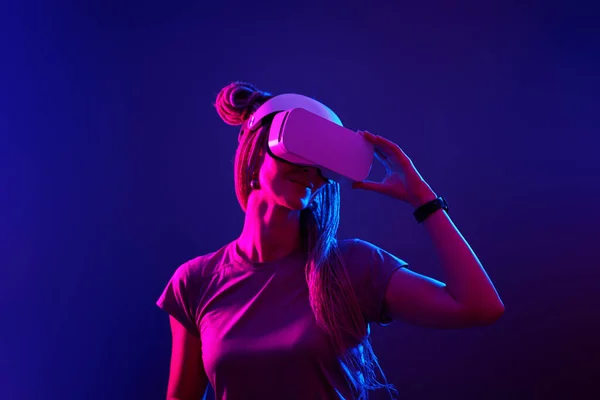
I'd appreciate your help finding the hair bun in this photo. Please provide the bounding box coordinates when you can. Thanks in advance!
[215,81,272,126]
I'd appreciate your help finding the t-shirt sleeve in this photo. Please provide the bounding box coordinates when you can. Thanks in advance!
[341,238,409,326]
[156,261,201,337]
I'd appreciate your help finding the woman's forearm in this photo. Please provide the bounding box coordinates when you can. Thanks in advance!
[415,190,505,321]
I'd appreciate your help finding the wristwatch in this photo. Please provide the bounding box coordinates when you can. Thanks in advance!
[413,196,449,224]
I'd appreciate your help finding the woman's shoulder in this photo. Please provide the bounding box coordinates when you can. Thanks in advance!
[337,237,408,269]
[337,237,378,255]
[336,238,380,280]
[177,240,237,282]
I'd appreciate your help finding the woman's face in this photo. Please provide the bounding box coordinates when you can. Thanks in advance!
[256,149,329,211]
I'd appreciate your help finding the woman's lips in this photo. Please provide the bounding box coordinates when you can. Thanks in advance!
[290,179,313,189]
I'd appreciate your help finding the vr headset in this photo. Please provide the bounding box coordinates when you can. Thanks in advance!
[244,93,374,184]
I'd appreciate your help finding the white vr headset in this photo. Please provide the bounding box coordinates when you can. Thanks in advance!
[244,93,374,184]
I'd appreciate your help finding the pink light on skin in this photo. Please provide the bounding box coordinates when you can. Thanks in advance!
[236,150,328,263]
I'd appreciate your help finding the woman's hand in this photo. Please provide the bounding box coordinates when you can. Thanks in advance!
[352,131,438,208]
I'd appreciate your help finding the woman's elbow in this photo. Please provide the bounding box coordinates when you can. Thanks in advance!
[473,305,505,326]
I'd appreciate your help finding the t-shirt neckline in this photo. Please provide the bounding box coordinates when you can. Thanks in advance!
[229,240,306,271]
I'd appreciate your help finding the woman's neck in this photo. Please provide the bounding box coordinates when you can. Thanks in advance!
[237,197,302,263]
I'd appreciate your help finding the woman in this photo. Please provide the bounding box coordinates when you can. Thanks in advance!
[157,81,505,400]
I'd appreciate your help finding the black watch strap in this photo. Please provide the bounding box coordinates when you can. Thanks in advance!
[413,196,449,224]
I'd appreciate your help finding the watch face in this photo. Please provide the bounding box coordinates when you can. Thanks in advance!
[440,197,448,209]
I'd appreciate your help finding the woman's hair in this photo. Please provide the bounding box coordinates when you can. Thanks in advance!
[215,81,397,400]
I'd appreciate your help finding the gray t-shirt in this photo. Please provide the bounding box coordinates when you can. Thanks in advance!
[157,238,408,400]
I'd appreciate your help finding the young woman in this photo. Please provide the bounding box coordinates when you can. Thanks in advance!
[157,81,504,400]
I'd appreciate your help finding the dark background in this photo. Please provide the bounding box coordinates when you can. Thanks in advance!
[2,1,599,399]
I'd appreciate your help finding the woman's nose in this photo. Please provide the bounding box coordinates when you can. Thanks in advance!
[298,165,319,175]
